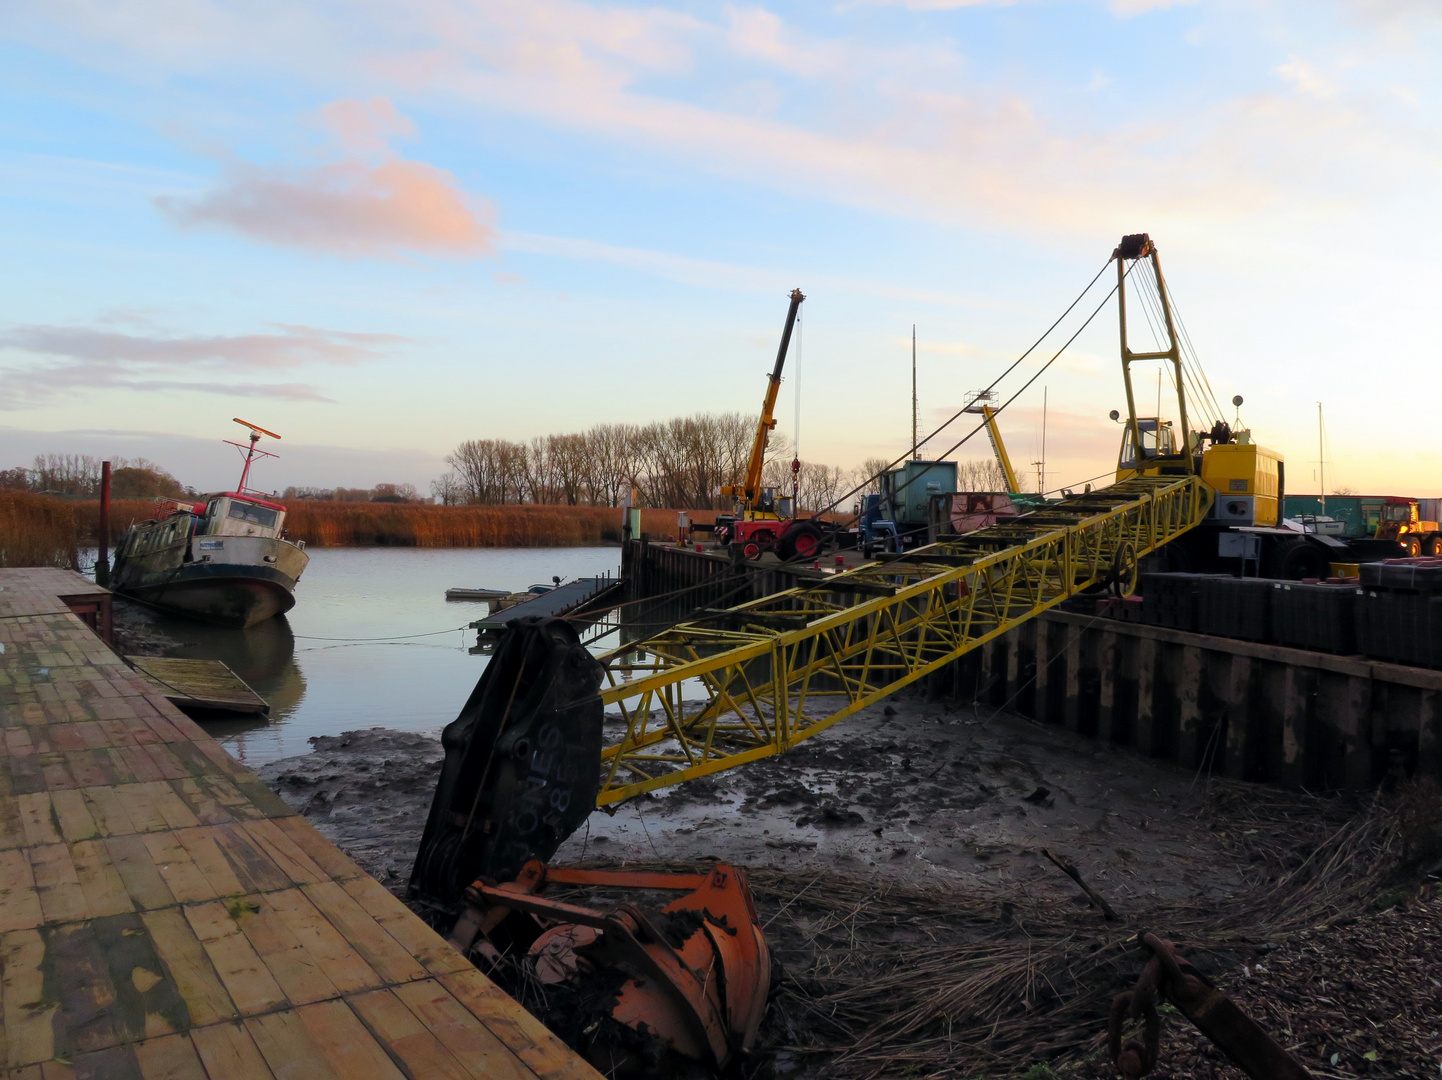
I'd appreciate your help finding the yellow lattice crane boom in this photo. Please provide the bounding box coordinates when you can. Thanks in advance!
[592,235,1218,805]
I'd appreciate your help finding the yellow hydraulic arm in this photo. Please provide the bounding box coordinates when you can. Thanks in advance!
[721,289,805,510]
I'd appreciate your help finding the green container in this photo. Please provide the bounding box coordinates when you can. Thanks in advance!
[882,460,958,525]
[1282,495,1386,538]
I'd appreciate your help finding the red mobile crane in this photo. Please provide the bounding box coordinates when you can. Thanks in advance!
[716,289,825,560]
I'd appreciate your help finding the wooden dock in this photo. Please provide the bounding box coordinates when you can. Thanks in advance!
[125,657,270,716]
[0,568,601,1080]
[470,575,621,632]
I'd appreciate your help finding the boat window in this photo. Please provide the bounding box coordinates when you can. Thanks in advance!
[228,500,279,528]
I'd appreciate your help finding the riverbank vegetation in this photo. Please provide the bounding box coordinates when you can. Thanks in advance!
[46,497,708,549]
[0,490,80,568]
[281,503,706,547]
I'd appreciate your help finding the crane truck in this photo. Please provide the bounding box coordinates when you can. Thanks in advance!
[714,289,828,561]
[1107,233,1402,579]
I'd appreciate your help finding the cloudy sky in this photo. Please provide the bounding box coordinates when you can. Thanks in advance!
[2,0,1439,496]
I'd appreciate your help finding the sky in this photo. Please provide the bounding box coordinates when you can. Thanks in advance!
[2,0,1440,498]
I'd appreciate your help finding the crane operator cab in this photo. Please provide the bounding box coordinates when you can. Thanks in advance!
[1114,415,1177,477]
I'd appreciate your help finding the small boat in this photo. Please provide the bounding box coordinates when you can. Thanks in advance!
[110,419,310,627]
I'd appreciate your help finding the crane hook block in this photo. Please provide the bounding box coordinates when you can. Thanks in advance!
[1114,233,1152,261]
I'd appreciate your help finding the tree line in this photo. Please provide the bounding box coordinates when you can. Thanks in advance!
[433,412,870,512]
[0,455,186,498]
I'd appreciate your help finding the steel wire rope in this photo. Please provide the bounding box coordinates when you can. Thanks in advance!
[584,259,1137,668]
[1134,260,1218,430]
[812,259,1140,537]
[1165,282,1225,420]
[1135,263,1211,430]
[1159,276,1225,426]
[807,257,1117,524]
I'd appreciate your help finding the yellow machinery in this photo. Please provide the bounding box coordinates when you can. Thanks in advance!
[1108,234,1284,534]
[963,397,1021,495]
[589,235,1217,805]
[1376,498,1442,557]
[717,290,825,560]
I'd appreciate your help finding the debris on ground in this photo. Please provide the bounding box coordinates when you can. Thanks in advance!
[257,708,1442,1079]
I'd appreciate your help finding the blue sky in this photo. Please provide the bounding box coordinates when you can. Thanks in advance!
[2,0,1440,496]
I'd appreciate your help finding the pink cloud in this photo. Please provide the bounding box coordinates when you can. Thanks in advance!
[319,96,416,157]
[157,99,493,259]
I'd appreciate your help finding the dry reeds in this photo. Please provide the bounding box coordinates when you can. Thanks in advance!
[280,504,715,548]
[61,499,718,549]
[579,780,1410,1078]
[0,490,81,568]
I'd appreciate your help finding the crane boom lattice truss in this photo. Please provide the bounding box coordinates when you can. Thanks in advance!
[596,473,1212,805]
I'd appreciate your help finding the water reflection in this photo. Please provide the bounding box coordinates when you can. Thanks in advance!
[143,547,623,766]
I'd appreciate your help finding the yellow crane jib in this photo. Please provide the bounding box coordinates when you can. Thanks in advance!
[721,288,805,511]
[596,473,1213,805]
[962,402,1020,495]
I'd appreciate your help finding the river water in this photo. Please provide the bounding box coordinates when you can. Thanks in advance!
[137,547,623,767]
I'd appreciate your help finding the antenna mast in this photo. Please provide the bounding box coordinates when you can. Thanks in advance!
[1317,401,1325,516]
[225,418,282,494]
[911,325,918,461]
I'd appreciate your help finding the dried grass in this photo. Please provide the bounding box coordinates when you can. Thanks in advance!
[581,780,1417,1079]
[0,490,80,568]
[64,499,714,548]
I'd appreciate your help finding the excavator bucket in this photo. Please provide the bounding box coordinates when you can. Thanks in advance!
[408,615,773,1074]
[449,861,771,1075]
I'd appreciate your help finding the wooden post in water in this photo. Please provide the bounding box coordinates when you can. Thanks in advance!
[96,460,111,586]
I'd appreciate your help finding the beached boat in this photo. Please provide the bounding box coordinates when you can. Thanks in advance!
[110,420,309,626]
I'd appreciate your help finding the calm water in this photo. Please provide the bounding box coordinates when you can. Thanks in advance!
[139,547,623,767]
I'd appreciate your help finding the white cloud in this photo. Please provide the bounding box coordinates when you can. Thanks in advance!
[1108,0,1199,16]
[1276,55,1338,99]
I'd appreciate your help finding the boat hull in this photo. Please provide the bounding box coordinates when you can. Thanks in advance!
[112,533,309,628]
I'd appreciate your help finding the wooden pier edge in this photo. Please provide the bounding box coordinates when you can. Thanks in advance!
[0,568,602,1080]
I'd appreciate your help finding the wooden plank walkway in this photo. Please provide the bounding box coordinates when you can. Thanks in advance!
[125,658,269,716]
[0,568,601,1080]
[470,576,621,632]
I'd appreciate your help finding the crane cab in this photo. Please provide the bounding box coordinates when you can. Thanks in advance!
[1114,417,1177,481]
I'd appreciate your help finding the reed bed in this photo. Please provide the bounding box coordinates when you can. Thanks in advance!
[0,490,81,568]
[63,499,713,548]
[281,503,710,547]
[581,779,1424,1078]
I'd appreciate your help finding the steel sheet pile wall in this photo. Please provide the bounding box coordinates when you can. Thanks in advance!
[938,612,1442,789]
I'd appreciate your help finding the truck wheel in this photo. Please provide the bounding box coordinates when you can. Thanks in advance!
[1264,538,1329,580]
[1404,536,1423,558]
[1425,535,1442,557]
[743,542,762,561]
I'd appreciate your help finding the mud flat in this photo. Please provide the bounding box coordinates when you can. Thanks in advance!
[255,699,1441,1079]
[253,697,1260,906]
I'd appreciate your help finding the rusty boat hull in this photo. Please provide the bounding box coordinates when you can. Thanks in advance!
[112,529,309,628]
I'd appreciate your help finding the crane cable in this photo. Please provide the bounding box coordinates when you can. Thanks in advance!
[806,258,1140,537]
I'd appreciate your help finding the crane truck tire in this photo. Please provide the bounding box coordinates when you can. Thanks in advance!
[1263,537,1329,581]
[1426,534,1442,557]
[1404,536,1424,558]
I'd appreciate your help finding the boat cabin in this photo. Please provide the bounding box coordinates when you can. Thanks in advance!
[199,493,287,538]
